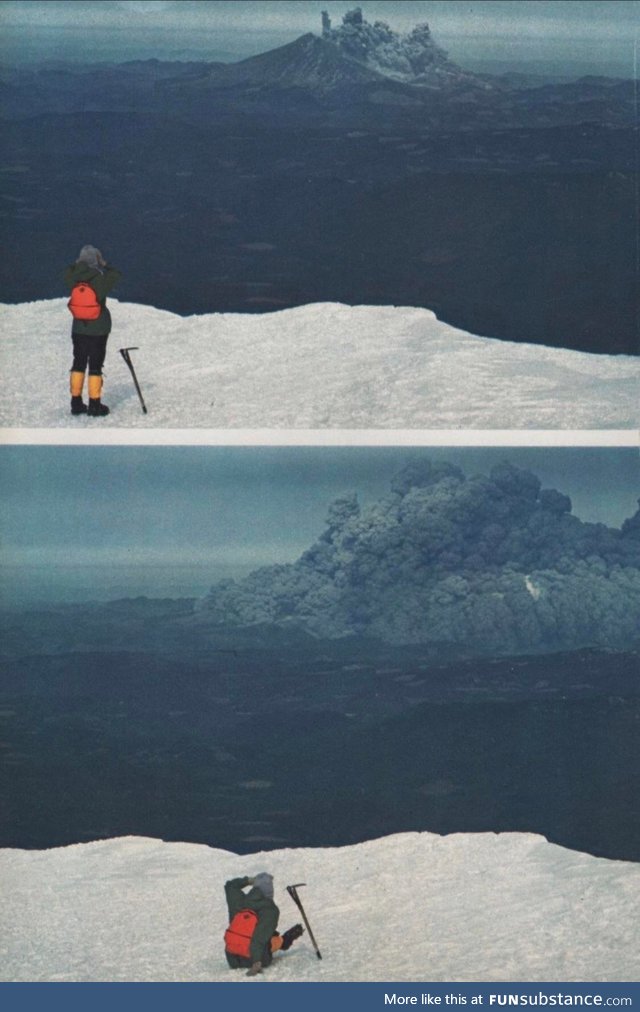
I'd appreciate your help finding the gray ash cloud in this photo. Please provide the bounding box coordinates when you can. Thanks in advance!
[197,460,640,653]
[320,7,476,88]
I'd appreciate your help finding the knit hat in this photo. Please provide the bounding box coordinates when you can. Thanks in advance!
[253,872,274,899]
[77,245,103,269]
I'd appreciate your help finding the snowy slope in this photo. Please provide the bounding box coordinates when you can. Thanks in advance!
[0,299,638,429]
[1,831,638,983]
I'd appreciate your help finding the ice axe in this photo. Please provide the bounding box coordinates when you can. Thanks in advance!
[119,347,148,414]
[286,883,322,959]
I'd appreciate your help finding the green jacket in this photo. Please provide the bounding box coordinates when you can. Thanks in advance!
[225,877,280,967]
[64,262,122,336]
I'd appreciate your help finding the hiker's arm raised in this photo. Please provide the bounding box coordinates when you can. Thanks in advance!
[224,877,252,916]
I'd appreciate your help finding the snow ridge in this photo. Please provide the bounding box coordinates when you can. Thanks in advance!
[2,831,638,982]
[0,299,638,429]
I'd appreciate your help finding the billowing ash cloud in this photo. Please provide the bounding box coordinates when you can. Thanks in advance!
[319,8,470,87]
[197,461,640,653]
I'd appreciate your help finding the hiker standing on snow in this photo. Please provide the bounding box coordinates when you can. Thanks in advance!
[224,873,303,976]
[64,245,121,417]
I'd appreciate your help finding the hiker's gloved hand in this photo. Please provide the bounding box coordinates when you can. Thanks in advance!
[281,923,304,950]
[246,961,262,976]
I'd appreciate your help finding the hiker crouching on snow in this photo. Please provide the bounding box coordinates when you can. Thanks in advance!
[224,873,303,976]
[64,245,121,417]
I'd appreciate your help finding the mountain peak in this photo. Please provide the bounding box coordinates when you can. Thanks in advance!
[206,29,385,89]
[209,8,479,93]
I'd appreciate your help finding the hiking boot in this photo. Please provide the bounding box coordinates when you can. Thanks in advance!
[281,924,304,950]
[87,398,110,417]
[87,374,109,415]
[70,396,88,415]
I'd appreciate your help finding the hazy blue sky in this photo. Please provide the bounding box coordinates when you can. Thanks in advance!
[1,1,637,75]
[1,446,638,581]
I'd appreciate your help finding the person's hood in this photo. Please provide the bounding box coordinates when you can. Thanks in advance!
[77,245,103,270]
[253,872,274,899]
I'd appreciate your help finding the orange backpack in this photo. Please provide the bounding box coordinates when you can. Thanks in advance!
[68,282,101,321]
[224,909,258,958]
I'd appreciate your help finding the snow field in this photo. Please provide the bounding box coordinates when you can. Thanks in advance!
[1,831,639,983]
[1,300,638,429]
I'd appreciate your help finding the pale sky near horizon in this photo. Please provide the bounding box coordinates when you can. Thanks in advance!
[1,445,638,568]
[1,1,638,74]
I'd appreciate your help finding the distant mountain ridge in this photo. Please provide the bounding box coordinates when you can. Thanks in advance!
[170,7,491,96]
[0,7,634,120]
[188,5,633,103]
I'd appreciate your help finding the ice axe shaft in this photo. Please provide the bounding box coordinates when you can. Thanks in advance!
[119,347,148,414]
[286,884,322,959]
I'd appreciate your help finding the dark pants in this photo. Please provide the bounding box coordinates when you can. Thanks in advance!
[71,334,108,376]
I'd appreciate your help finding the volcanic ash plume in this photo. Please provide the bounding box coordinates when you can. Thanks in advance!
[197,461,640,653]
